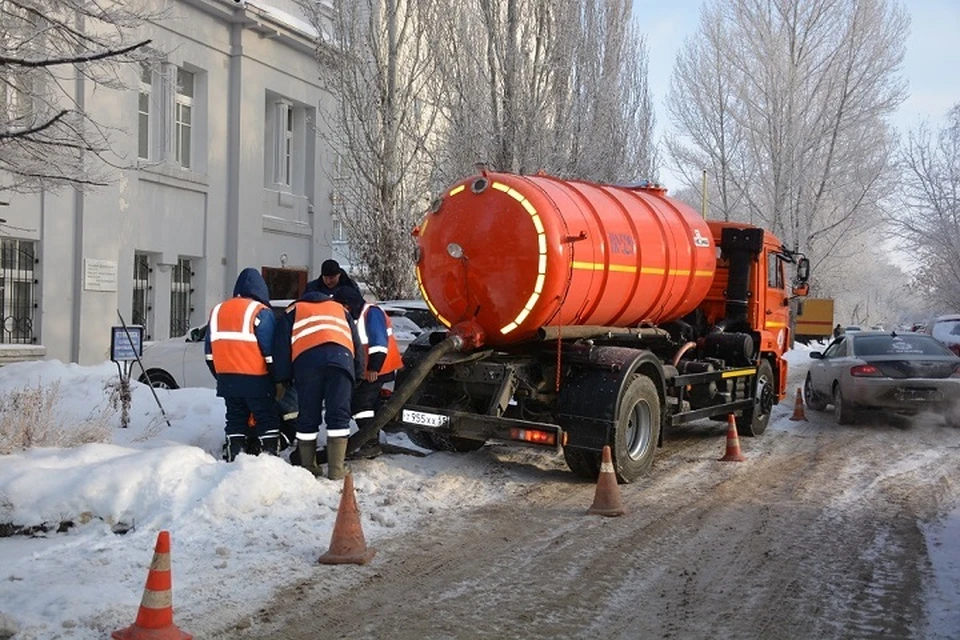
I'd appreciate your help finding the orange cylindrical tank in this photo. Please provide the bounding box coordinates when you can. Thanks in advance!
[414,171,717,347]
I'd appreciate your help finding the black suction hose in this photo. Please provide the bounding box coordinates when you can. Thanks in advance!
[347,334,464,453]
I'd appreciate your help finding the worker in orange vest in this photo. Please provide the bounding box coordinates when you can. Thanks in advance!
[204,268,283,461]
[279,288,363,480]
[333,287,402,459]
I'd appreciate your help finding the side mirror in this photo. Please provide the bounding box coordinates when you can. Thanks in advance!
[809,352,823,359]
[796,257,810,282]
[791,283,809,297]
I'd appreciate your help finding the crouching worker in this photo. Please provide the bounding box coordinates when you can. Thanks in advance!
[280,288,363,480]
[205,268,283,461]
[334,288,402,459]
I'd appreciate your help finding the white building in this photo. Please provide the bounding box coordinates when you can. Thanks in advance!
[0,0,345,365]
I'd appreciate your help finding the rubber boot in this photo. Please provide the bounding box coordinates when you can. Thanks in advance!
[326,437,348,481]
[259,435,280,456]
[225,435,245,462]
[348,419,382,460]
[297,439,323,477]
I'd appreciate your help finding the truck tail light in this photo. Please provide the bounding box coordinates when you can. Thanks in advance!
[510,428,560,446]
[850,364,882,377]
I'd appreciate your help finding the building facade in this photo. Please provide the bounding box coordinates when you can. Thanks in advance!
[0,0,341,365]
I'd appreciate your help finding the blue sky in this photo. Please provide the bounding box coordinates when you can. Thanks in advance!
[636,0,960,152]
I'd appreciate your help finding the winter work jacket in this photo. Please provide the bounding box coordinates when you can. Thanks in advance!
[279,292,364,382]
[357,303,402,375]
[204,267,277,398]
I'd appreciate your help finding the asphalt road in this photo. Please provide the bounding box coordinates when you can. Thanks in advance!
[211,387,960,640]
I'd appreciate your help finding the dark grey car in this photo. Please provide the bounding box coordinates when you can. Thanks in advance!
[804,331,960,424]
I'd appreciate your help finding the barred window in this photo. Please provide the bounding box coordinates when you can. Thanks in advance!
[132,253,152,339]
[0,239,38,344]
[170,258,193,338]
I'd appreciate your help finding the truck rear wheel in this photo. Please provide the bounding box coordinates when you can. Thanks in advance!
[563,374,660,484]
[612,374,660,483]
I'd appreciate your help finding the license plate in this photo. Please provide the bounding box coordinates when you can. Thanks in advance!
[895,389,940,402]
[402,409,449,427]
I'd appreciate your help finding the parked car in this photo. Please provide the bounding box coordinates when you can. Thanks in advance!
[804,331,960,424]
[137,299,424,390]
[380,299,444,331]
[925,314,960,356]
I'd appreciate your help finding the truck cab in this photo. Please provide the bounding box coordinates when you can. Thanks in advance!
[699,222,806,403]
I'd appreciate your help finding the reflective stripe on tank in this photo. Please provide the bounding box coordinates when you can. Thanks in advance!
[416,266,451,328]
[494,181,548,336]
[571,261,713,277]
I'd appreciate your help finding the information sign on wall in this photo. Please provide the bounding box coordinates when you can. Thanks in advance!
[84,258,118,292]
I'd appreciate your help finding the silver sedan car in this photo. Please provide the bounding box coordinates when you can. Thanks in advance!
[804,331,960,424]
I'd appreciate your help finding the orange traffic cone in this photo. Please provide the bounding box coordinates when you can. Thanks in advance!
[319,472,377,565]
[112,531,192,640]
[719,414,747,462]
[789,387,807,421]
[587,445,625,517]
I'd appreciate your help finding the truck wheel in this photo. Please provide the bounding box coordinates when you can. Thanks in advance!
[612,374,660,483]
[740,360,774,437]
[804,373,827,411]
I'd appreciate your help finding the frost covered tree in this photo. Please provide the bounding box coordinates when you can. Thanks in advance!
[665,0,908,288]
[889,104,960,310]
[300,0,442,298]
[429,0,656,186]
[0,0,151,193]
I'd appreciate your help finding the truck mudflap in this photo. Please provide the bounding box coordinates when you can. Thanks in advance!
[396,404,565,453]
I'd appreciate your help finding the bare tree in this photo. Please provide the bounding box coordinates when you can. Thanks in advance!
[301,0,442,298]
[889,104,960,310]
[666,0,908,288]
[430,0,655,185]
[0,0,152,193]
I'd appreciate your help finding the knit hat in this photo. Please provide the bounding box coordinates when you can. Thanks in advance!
[321,259,341,277]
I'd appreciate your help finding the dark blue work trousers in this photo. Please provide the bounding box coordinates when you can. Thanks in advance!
[224,395,279,439]
[294,365,354,441]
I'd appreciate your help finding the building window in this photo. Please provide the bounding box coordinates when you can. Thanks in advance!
[138,63,152,160]
[331,216,347,245]
[170,258,193,338]
[0,239,38,344]
[175,68,193,169]
[132,253,152,339]
[273,102,293,186]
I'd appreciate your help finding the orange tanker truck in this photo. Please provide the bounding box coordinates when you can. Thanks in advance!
[350,169,810,483]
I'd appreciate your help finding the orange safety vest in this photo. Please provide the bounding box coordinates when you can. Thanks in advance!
[358,304,403,375]
[291,299,355,361]
[209,298,270,375]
